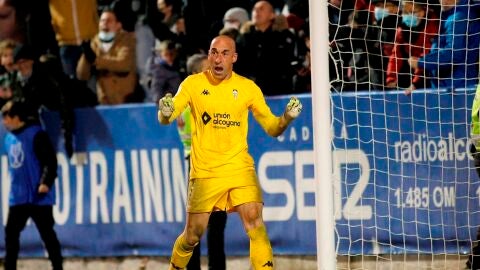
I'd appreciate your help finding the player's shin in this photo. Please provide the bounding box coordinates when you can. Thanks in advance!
[169,233,197,270]
[247,225,274,269]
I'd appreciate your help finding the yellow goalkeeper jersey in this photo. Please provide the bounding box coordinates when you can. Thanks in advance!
[168,71,284,179]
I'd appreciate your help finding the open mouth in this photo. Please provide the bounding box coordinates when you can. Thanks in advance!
[214,66,224,73]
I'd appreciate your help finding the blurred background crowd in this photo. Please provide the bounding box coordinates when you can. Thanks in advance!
[0,0,311,156]
[1,0,480,152]
[329,0,480,93]
[0,0,311,110]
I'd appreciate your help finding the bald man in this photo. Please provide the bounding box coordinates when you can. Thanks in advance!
[235,0,296,96]
[158,35,302,270]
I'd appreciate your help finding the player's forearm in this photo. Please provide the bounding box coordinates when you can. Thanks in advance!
[266,97,302,136]
[266,113,293,137]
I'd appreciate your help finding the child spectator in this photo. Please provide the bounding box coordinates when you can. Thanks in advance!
[0,40,16,106]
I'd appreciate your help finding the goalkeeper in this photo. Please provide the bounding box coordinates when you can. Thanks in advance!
[158,35,302,270]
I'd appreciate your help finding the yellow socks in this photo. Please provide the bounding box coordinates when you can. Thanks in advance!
[169,234,196,270]
[247,225,274,269]
[169,226,273,269]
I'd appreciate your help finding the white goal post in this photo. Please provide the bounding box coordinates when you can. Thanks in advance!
[310,0,336,269]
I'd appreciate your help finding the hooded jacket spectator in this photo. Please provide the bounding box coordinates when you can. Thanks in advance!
[417,0,480,89]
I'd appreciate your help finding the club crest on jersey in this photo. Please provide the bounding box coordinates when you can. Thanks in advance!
[202,89,210,95]
[9,141,24,169]
[232,89,238,100]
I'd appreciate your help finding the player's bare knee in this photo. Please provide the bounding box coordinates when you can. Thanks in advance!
[238,204,264,230]
[184,227,204,246]
[243,210,261,223]
[183,233,200,247]
[244,221,264,234]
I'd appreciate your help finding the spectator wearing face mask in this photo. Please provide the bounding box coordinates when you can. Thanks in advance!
[77,7,137,105]
[366,0,400,90]
[385,0,439,93]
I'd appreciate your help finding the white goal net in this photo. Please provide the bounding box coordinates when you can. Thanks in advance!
[325,0,480,268]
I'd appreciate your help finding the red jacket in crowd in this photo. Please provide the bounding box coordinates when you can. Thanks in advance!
[386,14,439,88]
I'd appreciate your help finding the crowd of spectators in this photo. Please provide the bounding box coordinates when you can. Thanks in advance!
[0,0,310,155]
[0,0,311,109]
[3,0,480,95]
[4,0,478,101]
[330,0,480,93]
[1,0,480,126]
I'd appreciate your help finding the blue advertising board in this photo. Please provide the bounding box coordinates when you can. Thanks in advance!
[0,89,477,257]
[331,89,478,255]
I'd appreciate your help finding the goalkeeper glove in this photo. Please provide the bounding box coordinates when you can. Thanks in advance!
[159,93,174,118]
[284,96,302,120]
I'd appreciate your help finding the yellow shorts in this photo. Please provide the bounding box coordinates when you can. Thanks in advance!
[187,170,263,213]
